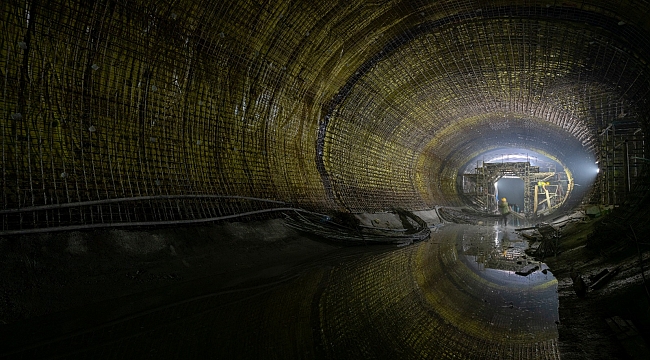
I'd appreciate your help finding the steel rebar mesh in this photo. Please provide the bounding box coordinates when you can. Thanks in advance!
[2,0,650,234]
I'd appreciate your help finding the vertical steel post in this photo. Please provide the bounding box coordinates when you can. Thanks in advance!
[626,140,631,193]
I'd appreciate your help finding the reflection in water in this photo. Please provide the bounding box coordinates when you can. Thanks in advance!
[419,223,559,344]
[318,222,560,359]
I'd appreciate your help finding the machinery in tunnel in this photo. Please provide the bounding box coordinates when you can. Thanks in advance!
[2,0,650,359]
[461,150,574,218]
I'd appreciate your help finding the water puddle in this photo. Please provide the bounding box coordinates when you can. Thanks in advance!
[420,223,559,343]
[457,223,556,287]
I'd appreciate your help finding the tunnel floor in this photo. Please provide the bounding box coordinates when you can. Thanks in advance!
[0,221,563,359]
[318,223,559,359]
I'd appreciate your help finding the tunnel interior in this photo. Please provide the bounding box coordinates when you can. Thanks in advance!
[2,0,650,359]
[2,0,650,230]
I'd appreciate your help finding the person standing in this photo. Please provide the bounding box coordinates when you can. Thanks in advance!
[498,197,510,226]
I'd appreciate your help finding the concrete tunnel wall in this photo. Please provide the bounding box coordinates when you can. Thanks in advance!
[2,0,650,233]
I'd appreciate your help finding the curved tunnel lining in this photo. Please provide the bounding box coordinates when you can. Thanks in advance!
[317,4,649,211]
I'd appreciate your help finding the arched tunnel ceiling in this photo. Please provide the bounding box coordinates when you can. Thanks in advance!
[321,2,650,211]
[2,0,650,232]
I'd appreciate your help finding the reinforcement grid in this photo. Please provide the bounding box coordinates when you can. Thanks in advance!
[2,0,650,233]
[0,0,335,233]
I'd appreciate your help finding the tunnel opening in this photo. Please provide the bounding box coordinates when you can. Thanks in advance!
[460,149,577,219]
[495,177,524,213]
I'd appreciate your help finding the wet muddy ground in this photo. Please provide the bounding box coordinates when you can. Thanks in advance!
[545,219,650,360]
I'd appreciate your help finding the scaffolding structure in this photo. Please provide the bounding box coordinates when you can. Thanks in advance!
[598,120,646,205]
[463,161,571,218]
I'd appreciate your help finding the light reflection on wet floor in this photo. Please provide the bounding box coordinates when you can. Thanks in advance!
[426,223,559,342]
